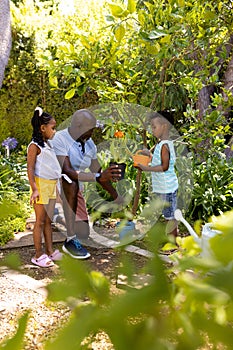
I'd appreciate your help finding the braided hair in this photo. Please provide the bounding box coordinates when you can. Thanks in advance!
[31,107,53,147]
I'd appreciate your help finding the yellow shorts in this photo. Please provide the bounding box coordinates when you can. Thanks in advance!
[33,177,57,205]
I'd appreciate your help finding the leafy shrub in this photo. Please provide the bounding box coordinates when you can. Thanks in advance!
[0,192,30,246]
[182,109,233,221]
[0,25,98,148]
[190,156,233,221]
[0,146,29,197]
[0,148,31,245]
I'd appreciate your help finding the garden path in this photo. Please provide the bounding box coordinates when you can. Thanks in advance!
[1,204,171,295]
[0,207,174,349]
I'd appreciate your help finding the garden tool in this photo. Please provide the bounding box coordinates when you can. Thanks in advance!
[174,209,222,258]
[132,150,151,167]
[117,220,136,240]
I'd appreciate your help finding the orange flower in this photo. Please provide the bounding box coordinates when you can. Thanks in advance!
[114,130,124,138]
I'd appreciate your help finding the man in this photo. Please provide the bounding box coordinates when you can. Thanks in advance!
[52,109,121,259]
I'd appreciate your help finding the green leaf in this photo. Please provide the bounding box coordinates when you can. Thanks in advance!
[58,44,74,54]
[77,84,86,96]
[178,0,185,6]
[47,257,91,302]
[0,312,29,349]
[79,35,91,49]
[145,42,160,55]
[210,231,233,264]
[212,210,233,235]
[204,10,216,21]
[0,200,17,219]
[160,34,171,44]
[193,220,202,236]
[49,75,58,87]
[45,304,102,350]
[215,305,227,325]
[106,15,115,22]
[161,242,177,251]
[176,235,201,256]
[148,29,167,40]
[76,76,81,85]
[138,12,145,25]
[178,273,230,305]
[88,271,110,305]
[63,65,73,76]
[127,0,136,13]
[0,253,21,270]
[115,24,125,42]
[64,88,76,99]
[108,3,125,17]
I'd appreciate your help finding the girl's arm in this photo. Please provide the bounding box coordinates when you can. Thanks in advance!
[138,144,170,172]
[27,143,40,205]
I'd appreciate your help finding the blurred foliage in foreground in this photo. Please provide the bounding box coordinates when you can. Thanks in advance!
[1,210,233,349]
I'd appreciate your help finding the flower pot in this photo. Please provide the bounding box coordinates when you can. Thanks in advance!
[110,161,126,180]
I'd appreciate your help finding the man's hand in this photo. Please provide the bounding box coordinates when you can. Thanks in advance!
[96,165,122,200]
[98,165,122,182]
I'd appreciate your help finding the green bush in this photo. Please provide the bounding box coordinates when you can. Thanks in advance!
[0,28,98,148]
[190,157,233,221]
[0,146,29,195]
[182,109,233,221]
[0,192,30,246]
[0,148,31,245]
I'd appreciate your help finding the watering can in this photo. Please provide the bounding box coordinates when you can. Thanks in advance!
[174,209,222,258]
[132,150,151,167]
[117,220,136,240]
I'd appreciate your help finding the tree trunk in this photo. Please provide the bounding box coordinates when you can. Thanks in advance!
[196,85,215,117]
[196,34,233,118]
[196,35,233,159]
[131,129,148,217]
[222,55,233,104]
[222,51,233,159]
[0,0,12,88]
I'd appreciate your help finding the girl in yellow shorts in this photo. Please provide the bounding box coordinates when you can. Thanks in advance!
[27,107,63,267]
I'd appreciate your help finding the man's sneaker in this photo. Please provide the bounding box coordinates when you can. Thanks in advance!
[62,238,91,259]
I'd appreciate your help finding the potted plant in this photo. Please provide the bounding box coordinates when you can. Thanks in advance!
[109,130,128,180]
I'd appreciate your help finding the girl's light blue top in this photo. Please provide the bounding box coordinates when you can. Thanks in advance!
[151,140,178,194]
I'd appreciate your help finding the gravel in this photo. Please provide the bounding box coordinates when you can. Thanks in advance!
[0,267,71,350]
[0,246,145,349]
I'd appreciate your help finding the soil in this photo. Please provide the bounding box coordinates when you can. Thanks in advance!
[0,242,148,282]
